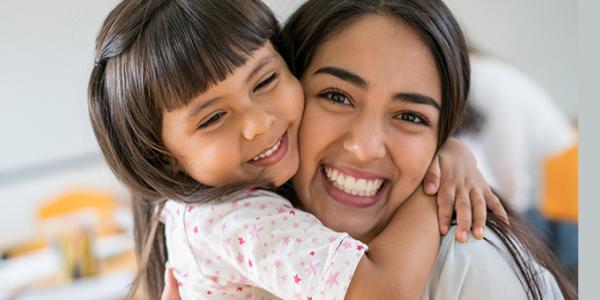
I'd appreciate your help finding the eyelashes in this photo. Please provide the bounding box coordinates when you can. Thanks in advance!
[253,72,279,92]
[317,88,352,106]
[198,111,226,129]
[316,88,431,126]
[394,112,430,126]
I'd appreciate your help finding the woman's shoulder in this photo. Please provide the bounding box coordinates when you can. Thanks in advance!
[422,226,564,300]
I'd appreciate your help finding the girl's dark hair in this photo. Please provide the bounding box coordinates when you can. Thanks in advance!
[88,0,279,298]
[280,0,576,299]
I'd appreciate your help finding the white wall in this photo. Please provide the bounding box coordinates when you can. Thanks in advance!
[444,0,577,117]
[0,0,577,241]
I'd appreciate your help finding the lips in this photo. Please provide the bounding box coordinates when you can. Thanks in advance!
[248,132,289,167]
[321,164,388,208]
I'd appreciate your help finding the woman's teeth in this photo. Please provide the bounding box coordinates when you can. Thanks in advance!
[324,166,384,197]
[252,138,282,161]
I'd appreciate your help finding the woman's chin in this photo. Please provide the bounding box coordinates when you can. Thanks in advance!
[323,217,376,243]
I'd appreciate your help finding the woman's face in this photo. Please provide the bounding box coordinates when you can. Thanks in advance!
[292,14,442,242]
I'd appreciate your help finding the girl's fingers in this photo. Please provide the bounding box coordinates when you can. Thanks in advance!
[436,184,455,235]
[454,189,471,243]
[161,268,179,300]
[470,190,486,239]
[485,190,509,225]
[424,156,441,195]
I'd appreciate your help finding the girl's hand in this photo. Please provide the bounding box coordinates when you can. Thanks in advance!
[423,137,508,242]
[161,268,181,300]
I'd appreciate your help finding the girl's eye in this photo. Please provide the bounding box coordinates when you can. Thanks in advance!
[395,112,429,126]
[317,89,352,106]
[198,111,226,129]
[253,72,279,92]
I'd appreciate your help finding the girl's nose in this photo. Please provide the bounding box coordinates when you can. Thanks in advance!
[242,107,276,140]
[342,124,386,162]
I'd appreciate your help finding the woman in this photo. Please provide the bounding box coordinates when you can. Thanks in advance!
[282,0,574,299]
[164,0,575,298]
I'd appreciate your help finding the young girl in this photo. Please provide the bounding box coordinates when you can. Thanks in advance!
[89,0,504,299]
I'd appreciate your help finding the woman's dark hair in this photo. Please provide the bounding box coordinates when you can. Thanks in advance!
[88,0,279,298]
[279,0,576,299]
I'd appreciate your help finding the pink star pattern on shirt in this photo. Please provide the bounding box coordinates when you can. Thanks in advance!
[293,274,302,284]
[275,259,283,269]
[342,241,352,249]
[305,261,319,276]
[193,226,199,234]
[276,207,286,214]
[238,237,246,245]
[357,245,365,251]
[325,272,340,287]
[236,253,244,265]
[249,224,264,240]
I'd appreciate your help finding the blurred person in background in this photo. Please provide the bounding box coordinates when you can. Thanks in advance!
[455,52,578,279]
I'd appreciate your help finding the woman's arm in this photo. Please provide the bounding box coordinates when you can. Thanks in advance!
[345,185,439,300]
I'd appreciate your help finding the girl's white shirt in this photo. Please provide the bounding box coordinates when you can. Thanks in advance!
[161,189,367,300]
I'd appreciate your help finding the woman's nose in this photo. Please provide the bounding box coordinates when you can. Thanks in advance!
[242,106,276,140]
[342,124,386,161]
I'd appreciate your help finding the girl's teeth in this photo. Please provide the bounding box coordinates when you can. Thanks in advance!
[252,138,282,161]
[323,166,384,197]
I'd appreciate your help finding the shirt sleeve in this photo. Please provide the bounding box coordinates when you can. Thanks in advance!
[422,226,565,300]
[183,189,367,300]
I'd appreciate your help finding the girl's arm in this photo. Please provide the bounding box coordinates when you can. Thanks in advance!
[423,137,508,242]
[345,185,439,300]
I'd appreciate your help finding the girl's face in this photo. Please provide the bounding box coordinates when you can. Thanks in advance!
[292,15,442,242]
[162,43,304,187]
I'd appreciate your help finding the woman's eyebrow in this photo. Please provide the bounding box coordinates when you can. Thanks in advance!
[313,66,366,88]
[393,93,441,111]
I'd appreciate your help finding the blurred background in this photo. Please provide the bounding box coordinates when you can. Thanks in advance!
[0,0,578,299]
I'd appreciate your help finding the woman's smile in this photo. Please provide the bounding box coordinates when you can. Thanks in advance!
[321,164,388,207]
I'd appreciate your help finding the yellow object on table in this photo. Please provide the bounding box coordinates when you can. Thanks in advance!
[541,142,578,222]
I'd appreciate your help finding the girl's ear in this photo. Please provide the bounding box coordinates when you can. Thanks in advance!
[165,154,183,174]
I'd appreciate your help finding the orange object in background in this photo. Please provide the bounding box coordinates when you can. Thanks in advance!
[5,190,122,258]
[542,142,578,223]
[38,190,121,236]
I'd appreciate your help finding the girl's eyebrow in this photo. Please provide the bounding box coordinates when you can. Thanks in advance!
[186,97,223,121]
[246,54,277,83]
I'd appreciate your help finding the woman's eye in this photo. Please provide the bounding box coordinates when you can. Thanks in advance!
[396,112,429,125]
[254,72,279,92]
[318,90,352,105]
[198,111,226,129]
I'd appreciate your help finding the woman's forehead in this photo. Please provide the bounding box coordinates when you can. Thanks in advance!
[306,14,442,104]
